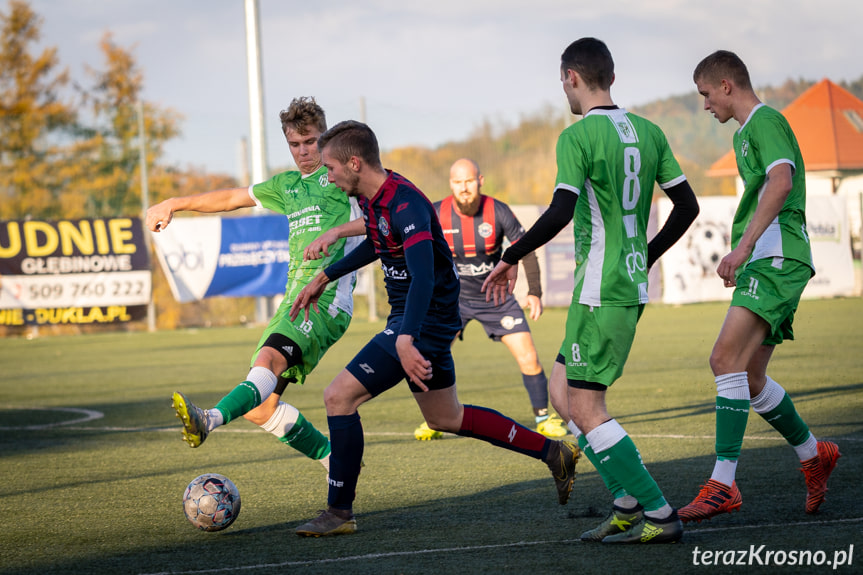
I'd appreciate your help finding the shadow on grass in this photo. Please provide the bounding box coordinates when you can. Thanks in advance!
[4,435,861,575]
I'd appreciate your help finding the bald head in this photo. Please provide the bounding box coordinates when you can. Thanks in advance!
[449,158,484,216]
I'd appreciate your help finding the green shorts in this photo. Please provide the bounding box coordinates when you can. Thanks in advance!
[252,296,351,385]
[732,257,812,346]
[559,303,644,387]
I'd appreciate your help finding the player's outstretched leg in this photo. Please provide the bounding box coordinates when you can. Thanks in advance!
[545,440,580,505]
[678,479,742,523]
[802,440,841,514]
[414,421,443,441]
[172,392,211,448]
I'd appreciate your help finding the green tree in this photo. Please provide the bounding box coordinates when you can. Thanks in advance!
[0,0,76,219]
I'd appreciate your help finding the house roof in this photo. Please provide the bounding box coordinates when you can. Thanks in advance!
[708,79,863,177]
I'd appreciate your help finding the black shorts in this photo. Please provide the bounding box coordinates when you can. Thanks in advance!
[459,296,530,341]
[346,318,457,395]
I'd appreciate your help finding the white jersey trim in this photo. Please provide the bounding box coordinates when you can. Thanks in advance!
[577,179,605,307]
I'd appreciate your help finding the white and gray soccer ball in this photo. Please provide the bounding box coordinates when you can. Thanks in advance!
[182,473,241,532]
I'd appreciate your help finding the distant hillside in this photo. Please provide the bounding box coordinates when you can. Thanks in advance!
[382,75,863,202]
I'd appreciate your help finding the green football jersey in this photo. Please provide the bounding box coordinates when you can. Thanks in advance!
[732,104,814,271]
[555,107,686,306]
[250,165,361,314]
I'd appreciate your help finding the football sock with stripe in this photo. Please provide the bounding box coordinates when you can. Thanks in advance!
[458,404,549,459]
[261,402,331,460]
[751,376,817,461]
[213,366,277,425]
[712,372,750,485]
[575,425,626,498]
[586,419,668,513]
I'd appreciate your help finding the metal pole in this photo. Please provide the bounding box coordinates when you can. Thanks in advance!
[137,100,156,332]
[359,96,378,321]
[244,0,271,323]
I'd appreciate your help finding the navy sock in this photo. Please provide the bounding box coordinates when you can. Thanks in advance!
[326,413,364,510]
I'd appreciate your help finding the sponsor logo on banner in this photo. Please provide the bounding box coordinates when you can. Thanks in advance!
[0,218,151,324]
[151,215,292,302]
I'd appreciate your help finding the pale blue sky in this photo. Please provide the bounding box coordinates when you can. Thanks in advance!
[27,0,863,177]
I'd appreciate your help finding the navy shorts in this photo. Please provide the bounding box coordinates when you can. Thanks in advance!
[346,318,458,395]
[459,296,530,341]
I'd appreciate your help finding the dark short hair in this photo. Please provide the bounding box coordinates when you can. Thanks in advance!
[317,120,382,169]
[561,37,614,91]
[279,97,327,135]
[693,50,752,90]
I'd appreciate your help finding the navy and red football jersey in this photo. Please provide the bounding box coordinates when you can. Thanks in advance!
[435,194,527,302]
[327,171,461,339]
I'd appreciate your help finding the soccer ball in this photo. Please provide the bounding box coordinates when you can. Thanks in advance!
[182,473,241,532]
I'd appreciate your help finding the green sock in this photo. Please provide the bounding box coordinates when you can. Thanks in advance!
[594,435,666,512]
[760,393,810,447]
[715,396,750,459]
[578,433,625,498]
[213,381,262,425]
[278,412,331,460]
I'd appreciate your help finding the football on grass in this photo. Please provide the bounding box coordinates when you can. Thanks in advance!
[182,473,241,532]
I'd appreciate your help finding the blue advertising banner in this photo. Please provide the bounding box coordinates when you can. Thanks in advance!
[151,214,291,302]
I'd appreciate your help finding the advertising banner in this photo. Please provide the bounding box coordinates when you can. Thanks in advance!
[151,215,291,302]
[0,218,151,325]
[658,195,855,304]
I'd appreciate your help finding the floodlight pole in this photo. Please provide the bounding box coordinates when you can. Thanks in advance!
[244,0,271,324]
[359,96,378,321]
[138,100,157,332]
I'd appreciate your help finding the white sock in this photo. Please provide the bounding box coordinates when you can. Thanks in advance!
[644,504,673,521]
[205,409,224,431]
[716,371,750,400]
[794,433,818,462]
[247,366,278,399]
[710,459,738,486]
[567,420,582,439]
[614,494,639,510]
[260,401,300,438]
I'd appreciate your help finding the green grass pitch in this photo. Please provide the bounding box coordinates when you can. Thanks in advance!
[1,298,860,574]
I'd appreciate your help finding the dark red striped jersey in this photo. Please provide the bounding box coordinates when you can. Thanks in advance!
[435,194,528,302]
[359,171,461,331]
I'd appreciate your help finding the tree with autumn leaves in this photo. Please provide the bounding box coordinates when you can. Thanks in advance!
[0,0,235,222]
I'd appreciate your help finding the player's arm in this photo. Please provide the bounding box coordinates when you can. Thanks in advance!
[717,162,793,286]
[482,189,577,303]
[647,180,700,268]
[520,251,544,320]
[289,238,378,321]
[304,216,366,261]
[499,203,544,318]
[146,188,255,232]
[398,238,435,391]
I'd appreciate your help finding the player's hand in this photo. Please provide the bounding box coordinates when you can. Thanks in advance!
[395,334,432,392]
[146,200,174,232]
[481,261,517,305]
[289,272,329,322]
[525,294,543,321]
[716,246,750,288]
[304,228,340,261]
